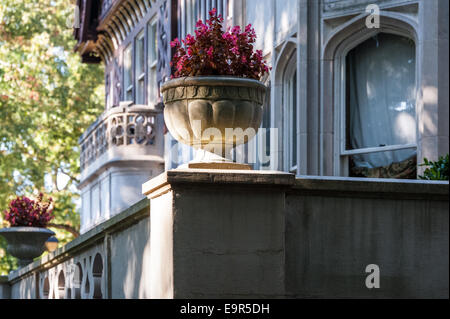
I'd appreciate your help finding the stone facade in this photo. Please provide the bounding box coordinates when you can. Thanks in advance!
[73,0,448,231]
[244,0,448,176]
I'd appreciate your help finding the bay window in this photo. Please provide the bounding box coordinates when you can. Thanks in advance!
[120,15,159,106]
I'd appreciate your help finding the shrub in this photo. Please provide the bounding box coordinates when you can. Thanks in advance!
[419,154,449,181]
[170,8,270,80]
[2,193,54,228]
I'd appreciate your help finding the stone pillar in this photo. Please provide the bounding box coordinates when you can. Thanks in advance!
[418,0,449,172]
[143,169,294,299]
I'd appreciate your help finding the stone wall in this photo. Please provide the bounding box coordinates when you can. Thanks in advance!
[2,171,448,299]
[143,170,449,299]
[285,177,449,298]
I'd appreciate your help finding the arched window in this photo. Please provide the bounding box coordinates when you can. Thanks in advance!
[271,38,297,173]
[283,52,298,173]
[321,14,419,178]
[344,33,417,178]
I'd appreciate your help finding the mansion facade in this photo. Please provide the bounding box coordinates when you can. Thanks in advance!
[74,0,448,233]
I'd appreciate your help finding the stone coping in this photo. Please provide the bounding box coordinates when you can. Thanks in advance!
[143,169,449,200]
[292,175,449,200]
[142,169,296,199]
[7,198,150,283]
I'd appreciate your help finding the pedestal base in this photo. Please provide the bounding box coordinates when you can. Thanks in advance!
[179,161,252,170]
[178,149,252,170]
[143,169,295,299]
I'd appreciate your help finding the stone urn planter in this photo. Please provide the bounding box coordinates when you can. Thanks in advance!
[0,227,55,267]
[161,76,267,169]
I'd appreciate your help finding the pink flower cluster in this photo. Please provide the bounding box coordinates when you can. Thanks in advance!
[170,9,270,80]
[3,193,54,228]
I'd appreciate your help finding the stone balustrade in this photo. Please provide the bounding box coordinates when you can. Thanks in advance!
[79,104,159,174]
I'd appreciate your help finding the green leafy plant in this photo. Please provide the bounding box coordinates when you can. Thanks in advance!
[419,154,449,181]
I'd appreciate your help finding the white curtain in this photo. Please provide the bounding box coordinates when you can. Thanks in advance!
[347,33,416,169]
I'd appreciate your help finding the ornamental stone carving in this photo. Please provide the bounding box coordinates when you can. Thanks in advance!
[162,84,266,104]
[80,107,157,172]
[38,251,104,299]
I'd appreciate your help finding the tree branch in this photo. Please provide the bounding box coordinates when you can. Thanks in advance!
[58,167,80,186]
[47,223,80,238]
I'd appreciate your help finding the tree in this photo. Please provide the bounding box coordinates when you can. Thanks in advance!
[0,0,104,274]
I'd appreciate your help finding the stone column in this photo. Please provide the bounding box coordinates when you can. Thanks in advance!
[418,0,449,172]
[143,169,294,299]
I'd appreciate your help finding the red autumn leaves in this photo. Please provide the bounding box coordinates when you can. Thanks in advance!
[170,9,270,80]
[3,193,54,228]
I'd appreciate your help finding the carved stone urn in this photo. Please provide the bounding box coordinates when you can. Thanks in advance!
[161,76,267,169]
[0,227,55,268]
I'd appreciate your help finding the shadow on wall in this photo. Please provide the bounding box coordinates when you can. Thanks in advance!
[114,217,151,298]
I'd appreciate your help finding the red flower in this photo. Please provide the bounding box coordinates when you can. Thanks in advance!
[170,9,269,80]
[2,194,55,228]
[185,34,196,46]
[170,38,181,48]
[207,46,214,59]
[209,8,217,17]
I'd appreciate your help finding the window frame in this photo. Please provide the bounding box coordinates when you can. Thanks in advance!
[283,51,298,174]
[147,17,158,105]
[334,29,419,176]
[135,29,146,105]
[123,43,134,102]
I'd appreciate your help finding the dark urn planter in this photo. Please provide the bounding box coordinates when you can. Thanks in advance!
[0,227,55,268]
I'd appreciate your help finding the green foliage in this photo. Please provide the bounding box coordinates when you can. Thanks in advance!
[0,0,104,274]
[419,155,449,181]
